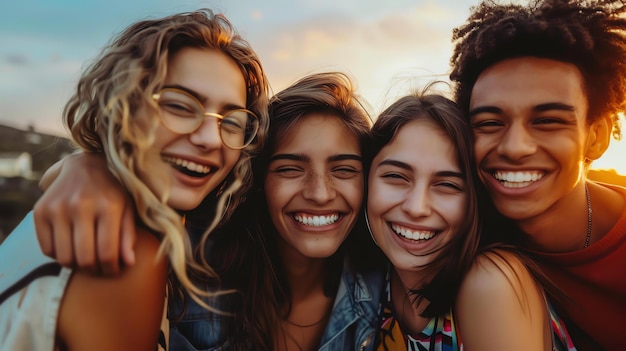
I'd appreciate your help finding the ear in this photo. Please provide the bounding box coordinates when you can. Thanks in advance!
[585,116,612,161]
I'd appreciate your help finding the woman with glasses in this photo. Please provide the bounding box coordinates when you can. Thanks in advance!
[0,9,269,351]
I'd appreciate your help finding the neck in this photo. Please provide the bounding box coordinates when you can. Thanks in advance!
[276,244,334,351]
[392,266,430,294]
[390,268,431,334]
[519,181,590,252]
[278,243,328,300]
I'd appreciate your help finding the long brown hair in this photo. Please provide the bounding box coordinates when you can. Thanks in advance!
[370,83,484,317]
[210,72,378,350]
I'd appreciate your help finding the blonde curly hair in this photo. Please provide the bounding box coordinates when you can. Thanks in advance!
[63,9,269,311]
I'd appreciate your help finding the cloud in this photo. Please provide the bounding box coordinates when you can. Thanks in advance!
[0,54,81,136]
[250,10,264,20]
[246,2,462,113]
[0,1,465,131]
[4,54,29,66]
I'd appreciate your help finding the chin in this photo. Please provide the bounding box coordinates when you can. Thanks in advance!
[302,244,342,259]
[167,196,204,212]
[494,202,539,222]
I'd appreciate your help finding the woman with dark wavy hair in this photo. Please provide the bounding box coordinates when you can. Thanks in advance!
[209,71,384,350]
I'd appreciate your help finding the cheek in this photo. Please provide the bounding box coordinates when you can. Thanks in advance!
[367,181,384,212]
[223,149,242,170]
[367,182,395,221]
[442,195,468,229]
[342,177,364,208]
[367,184,399,245]
[472,133,492,163]
[149,121,177,151]
[369,178,405,205]
[264,175,286,197]
[264,177,292,216]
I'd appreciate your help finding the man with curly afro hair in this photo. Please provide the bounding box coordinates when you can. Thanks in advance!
[450,0,626,350]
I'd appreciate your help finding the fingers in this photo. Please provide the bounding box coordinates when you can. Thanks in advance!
[34,195,78,267]
[73,212,98,275]
[120,206,137,267]
[50,206,76,268]
[33,201,55,258]
[96,210,122,276]
[33,152,134,276]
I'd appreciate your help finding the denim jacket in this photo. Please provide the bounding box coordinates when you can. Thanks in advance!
[318,260,385,351]
[168,288,228,351]
[168,258,385,351]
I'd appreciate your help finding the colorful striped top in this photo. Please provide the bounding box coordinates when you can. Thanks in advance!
[375,272,577,351]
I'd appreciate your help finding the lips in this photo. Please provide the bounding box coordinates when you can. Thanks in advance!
[293,212,341,227]
[390,222,436,241]
[491,170,544,188]
[162,155,216,178]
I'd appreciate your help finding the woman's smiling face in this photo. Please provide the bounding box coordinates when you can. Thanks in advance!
[367,119,468,273]
[264,113,364,261]
[138,47,245,211]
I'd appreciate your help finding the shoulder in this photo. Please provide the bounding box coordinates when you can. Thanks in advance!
[460,249,533,297]
[457,249,543,315]
[455,249,550,350]
[57,228,167,351]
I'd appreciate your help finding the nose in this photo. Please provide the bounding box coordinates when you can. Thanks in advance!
[188,117,222,151]
[401,184,431,218]
[302,173,336,204]
[496,122,537,161]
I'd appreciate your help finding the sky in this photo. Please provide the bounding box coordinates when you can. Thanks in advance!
[1,0,624,174]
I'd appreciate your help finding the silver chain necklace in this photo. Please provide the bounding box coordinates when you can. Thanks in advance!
[584,183,593,248]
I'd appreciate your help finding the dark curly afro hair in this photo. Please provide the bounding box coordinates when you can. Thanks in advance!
[450,0,626,140]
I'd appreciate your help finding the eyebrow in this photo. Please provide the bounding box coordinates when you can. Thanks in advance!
[162,84,246,111]
[437,170,466,179]
[469,102,576,118]
[329,154,362,162]
[533,102,576,112]
[377,159,465,179]
[378,159,412,171]
[269,153,362,163]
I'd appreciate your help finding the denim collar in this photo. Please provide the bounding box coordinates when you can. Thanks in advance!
[318,259,384,349]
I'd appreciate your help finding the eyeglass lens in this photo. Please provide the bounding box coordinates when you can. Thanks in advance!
[156,90,258,149]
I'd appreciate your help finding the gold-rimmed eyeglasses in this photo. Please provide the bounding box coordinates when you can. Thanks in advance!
[152,88,259,150]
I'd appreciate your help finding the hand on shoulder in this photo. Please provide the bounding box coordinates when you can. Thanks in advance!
[34,152,137,276]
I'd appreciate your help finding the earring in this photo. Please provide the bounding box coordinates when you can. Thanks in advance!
[364,208,379,247]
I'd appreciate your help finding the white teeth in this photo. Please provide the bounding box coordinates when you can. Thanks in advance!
[294,213,340,227]
[162,156,211,174]
[493,171,543,188]
[391,223,435,241]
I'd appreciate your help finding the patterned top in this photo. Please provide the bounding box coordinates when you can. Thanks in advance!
[549,302,577,351]
[375,271,577,351]
[376,281,458,351]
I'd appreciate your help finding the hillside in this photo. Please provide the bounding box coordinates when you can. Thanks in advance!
[0,124,76,241]
[0,124,76,174]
